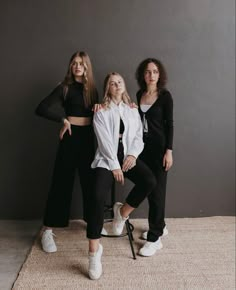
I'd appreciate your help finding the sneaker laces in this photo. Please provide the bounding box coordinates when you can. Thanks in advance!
[44,231,56,241]
[89,254,100,270]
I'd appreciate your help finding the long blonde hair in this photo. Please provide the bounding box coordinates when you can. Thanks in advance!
[102,72,132,108]
[62,51,97,107]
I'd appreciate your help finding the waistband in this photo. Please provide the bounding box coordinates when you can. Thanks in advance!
[70,124,93,129]
[70,124,93,134]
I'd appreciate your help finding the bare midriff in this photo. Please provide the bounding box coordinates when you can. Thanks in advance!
[67,116,92,126]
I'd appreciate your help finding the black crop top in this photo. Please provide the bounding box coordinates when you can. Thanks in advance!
[35,81,94,122]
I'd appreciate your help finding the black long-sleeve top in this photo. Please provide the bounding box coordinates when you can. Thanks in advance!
[35,81,94,122]
[136,88,174,150]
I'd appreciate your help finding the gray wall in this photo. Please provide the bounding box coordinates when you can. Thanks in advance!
[0,0,235,219]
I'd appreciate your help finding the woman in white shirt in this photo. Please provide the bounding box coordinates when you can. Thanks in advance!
[86,72,156,280]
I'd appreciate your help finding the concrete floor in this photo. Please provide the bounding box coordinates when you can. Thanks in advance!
[0,220,41,290]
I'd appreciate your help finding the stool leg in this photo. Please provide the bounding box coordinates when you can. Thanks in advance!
[127,220,134,241]
[125,220,136,259]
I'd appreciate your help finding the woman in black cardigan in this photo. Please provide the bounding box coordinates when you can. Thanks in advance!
[136,58,174,256]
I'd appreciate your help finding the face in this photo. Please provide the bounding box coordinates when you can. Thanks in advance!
[71,56,85,78]
[108,75,125,96]
[144,62,160,86]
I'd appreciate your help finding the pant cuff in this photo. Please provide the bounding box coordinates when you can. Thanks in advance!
[87,234,101,239]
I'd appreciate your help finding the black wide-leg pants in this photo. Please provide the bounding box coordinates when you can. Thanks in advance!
[139,141,168,242]
[43,125,95,227]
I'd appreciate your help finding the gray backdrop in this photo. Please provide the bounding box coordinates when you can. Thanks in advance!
[0,0,235,219]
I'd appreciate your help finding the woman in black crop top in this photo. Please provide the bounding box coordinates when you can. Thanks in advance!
[35,51,98,253]
[135,58,174,257]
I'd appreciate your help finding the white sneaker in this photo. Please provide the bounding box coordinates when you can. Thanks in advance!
[141,226,168,240]
[139,238,163,256]
[101,227,108,235]
[41,229,57,253]
[88,244,103,280]
[112,202,128,235]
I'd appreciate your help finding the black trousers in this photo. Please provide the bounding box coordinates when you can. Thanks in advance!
[87,155,156,239]
[139,141,168,242]
[43,125,95,227]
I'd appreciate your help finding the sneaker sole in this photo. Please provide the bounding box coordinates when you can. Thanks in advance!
[42,247,57,253]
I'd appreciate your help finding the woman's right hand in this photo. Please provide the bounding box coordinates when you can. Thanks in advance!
[92,103,104,112]
[129,102,138,109]
[59,118,72,140]
[112,169,124,185]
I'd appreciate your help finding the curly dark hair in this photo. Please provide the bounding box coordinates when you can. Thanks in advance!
[135,58,167,92]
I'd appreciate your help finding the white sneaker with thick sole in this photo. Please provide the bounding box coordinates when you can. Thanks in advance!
[112,202,128,235]
[139,238,163,256]
[88,244,103,280]
[141,226,168,240]
[41,229,57,253]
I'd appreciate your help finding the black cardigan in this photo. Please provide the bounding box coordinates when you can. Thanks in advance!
[136,88,173,150]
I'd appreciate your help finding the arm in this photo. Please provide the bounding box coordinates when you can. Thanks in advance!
[92,103,105,112]
[126,109,144,158]
[122,109,144,172]
[59,118,72,140]
[163,90,174,170]
[35,84,66,122]
[163,90,174,150]
[93,111,120,170]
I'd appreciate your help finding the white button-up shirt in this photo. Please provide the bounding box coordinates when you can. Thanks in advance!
[91,101,144,171]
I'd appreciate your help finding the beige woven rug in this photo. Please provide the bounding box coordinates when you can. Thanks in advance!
[13,217,235,290]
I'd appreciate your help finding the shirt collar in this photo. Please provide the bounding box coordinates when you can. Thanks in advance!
[110,100,125,108]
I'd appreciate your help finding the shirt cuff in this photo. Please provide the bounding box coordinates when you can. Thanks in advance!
[108,159,121,171]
